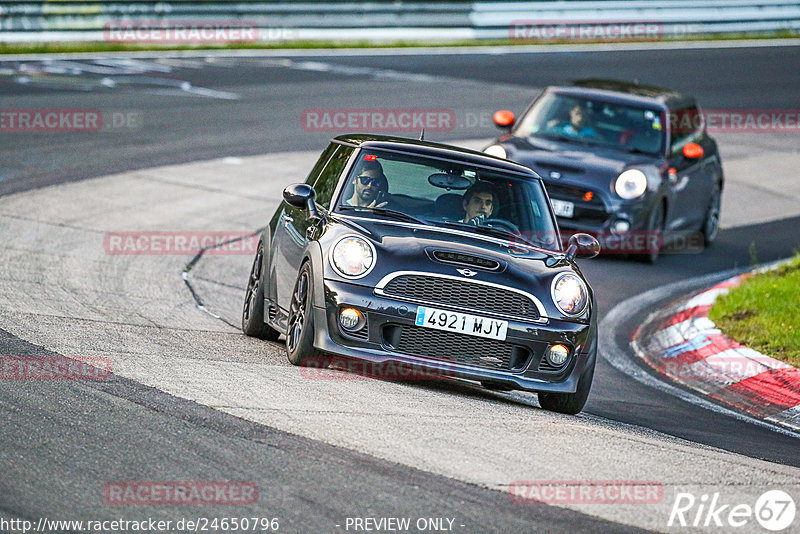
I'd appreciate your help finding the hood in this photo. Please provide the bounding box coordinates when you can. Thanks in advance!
[504,135,658,185]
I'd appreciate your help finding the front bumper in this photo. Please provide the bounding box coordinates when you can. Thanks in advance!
[543,179,656,234]
[312,279,596,393]
[549,188,660,256]
[554,197,653,234]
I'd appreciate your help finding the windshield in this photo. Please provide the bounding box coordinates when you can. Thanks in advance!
[334,149,560,251]
[515,92,666,155]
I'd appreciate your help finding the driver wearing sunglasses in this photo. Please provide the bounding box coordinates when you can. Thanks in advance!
[343,160,389,208]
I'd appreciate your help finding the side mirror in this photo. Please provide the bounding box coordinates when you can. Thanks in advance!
[283,183,314,208]
[283,183,323,222]
[492,110,515,130]
[682,142,704,159]
[565,233,600,261]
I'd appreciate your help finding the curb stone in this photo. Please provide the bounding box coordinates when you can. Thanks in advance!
[632,264,800,432]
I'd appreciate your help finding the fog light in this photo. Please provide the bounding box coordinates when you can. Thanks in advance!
[339,308,362,330]
[546,344,570,367]
[611,220,631,235]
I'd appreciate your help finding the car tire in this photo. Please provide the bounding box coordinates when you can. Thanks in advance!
[537,359,595,415]
[639,201,664,264]
[286,262,325,366]
[702,183,721,247]
[242,243,280,341]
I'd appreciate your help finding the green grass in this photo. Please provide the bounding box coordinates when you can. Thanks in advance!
[1,30,798,55]
[709,254,800,368]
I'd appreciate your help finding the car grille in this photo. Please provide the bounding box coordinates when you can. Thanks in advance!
[381,275,540,320]
[545,183,607,223]
[383,324,529,371]
[545,183,598,203]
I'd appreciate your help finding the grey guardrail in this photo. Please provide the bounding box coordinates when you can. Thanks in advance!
[1,0,799,42]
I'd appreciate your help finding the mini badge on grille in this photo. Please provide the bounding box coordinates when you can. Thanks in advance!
[457,268,477,277]
[479,356,503,364]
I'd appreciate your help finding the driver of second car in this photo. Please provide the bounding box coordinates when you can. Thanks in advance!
[547,102,597,138]
[461,181,498,225]
[344,160,389,208]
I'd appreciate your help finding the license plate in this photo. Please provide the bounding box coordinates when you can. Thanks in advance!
[415,306,508,341]
[551,199,574,218]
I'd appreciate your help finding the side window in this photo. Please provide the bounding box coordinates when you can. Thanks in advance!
[310,144,353,209]
[669,106,703,154]
[304,143,338,186]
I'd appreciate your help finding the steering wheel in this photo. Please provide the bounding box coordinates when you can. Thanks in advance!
[483,218,520,234]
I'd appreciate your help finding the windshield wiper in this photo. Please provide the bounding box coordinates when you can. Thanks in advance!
[436,220,539,249]
[540,133,592,146]
[625,147,656,156]
[338,206,428,225]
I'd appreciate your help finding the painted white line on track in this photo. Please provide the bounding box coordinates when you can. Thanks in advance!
[2,38,800,62]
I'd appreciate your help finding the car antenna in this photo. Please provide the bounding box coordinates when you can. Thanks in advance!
[419,128,425,141]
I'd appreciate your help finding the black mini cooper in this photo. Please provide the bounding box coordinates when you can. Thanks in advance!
[242,134,601,414]
[485,80,724,262]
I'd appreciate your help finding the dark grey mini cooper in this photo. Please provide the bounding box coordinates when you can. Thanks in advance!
[242,134,601,414]
[485,80,724,262]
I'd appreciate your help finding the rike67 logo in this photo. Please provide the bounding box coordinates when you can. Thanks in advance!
[669,490,796,531]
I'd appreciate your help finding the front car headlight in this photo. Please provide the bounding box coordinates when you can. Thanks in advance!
[551,272,589,316]
[614,169,648,199]
[331,236,376,278]
[484,145,507,159]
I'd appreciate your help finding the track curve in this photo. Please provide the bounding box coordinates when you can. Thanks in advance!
[2,44,800,532]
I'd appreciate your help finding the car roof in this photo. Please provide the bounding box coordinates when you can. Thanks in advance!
[333,134,541,179]
[549,79,697,110]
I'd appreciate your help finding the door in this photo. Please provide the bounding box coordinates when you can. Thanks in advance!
[272,143,354,312]
[665,106,714,230]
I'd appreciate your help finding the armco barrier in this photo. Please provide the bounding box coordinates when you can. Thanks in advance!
[0,0,799,42]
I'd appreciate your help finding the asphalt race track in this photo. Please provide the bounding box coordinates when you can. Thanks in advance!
[1,43,800,533]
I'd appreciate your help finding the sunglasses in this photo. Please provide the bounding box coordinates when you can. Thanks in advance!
[357,175,384,187]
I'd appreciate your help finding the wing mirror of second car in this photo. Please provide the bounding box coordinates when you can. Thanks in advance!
[283,183,323,222]
[682,142,704,159]
[492,110,515,131]
[565,233,601,261]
